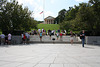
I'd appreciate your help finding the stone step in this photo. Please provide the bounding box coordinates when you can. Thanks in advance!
[30,35,80,42]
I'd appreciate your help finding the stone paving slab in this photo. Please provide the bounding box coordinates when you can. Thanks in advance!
[0,44,100,67]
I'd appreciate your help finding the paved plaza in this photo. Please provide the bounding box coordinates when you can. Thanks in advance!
[0,44,100,67]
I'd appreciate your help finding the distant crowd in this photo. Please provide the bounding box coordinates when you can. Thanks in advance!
[0,33,12,45]
[29,29,75,44]
[0,29,86,47]
[0,29,75,45]
[30,29,67,36]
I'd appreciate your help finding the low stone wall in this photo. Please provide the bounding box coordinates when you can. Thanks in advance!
[11,36,22,44]
[0,36,22,45]
[86,36,100,45]
[30,35,80,42]
[1,36,100,45]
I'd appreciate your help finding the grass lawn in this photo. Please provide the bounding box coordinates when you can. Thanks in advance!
[37,24,60,32]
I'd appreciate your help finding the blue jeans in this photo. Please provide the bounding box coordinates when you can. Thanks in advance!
[82,38,85,47]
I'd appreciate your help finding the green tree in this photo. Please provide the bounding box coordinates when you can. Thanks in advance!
[0,0,37,31]
[75,3,93,30]
[89,0,100,34]
[55,9,66,24]
[59,6,79,32]
[59,21,71,33]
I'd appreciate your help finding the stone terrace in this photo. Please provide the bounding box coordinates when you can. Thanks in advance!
[0,44,100,67]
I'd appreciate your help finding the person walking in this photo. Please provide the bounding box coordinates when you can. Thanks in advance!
[80,30,85,47]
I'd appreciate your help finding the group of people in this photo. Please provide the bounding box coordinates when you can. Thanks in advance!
[0,33,12,45]
[38,29,66,41]
[31,29,66,36]
[38,29,86,47]
[0,30,86,47]
[68,30,85,47]
[21,32,30,44]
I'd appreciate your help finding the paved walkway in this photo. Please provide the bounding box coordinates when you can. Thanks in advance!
[0,44,100,67]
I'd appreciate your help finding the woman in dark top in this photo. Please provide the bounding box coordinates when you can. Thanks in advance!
[80,30,85,47]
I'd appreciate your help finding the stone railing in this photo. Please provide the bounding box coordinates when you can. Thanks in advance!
[85,36,100,45]
[30,35,80,43]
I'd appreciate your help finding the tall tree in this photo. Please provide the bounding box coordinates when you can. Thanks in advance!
[0,0,37,31]
[55,9,66,24]
[64,6,79,21]
[89,0,100,34]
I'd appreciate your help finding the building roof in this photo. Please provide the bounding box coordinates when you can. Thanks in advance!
[45,16,55,20]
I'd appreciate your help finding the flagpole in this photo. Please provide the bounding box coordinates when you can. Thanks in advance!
[43,0,45,23]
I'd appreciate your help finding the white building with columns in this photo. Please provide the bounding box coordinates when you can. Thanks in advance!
[44,16,55,24]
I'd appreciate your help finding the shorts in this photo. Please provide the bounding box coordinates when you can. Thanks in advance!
[40,36,42,38]
[23,39,25,41]
[27,38,30,41]
[22,38,24,40]
[8,39,11,41]
[50,35,51,37]
[57,36,59,38]
[60,36,62,38]
[70,37,73,40]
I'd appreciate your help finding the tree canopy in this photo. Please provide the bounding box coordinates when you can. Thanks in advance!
[55,0,100,35]
[0,0,37,32]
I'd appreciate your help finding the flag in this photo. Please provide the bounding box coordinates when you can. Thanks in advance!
[40,11,43,14]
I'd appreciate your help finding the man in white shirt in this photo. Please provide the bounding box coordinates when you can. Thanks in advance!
[38,29,41,34]
[0,34,5,45]
[8,33,12,44]
[25,32,30,44]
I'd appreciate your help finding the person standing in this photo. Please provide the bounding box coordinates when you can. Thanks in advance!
[23,34,26,44]
[27,33,30,44]
[25,32,30,44]
[21,33,24,44]
[42,28,44,33]
[39,32,42,41]
[48,29,51,40]
[8,33,12,45]
[58,29,60,33]
[80,30,85,47]
[38,29,41,34]
[56,32,59,40]
[60,32,63,41]
[0,33,5,45]
[70,31,74,45]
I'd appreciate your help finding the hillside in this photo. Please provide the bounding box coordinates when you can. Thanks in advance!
[37,24,60,32]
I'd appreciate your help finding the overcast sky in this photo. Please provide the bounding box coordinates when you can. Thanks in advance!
[16,0,89,21]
